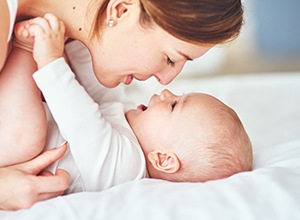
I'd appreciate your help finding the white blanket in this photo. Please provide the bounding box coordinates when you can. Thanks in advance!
[1,72,300,220]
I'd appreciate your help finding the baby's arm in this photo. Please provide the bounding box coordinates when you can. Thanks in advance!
[30,17,142,190]
[34,55,145,191]
[33,59,112,190]
[26,15,113,189]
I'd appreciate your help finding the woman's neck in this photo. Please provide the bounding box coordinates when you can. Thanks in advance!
[17,0,94,43]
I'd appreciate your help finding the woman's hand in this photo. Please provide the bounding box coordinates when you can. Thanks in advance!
[0,143,70,210]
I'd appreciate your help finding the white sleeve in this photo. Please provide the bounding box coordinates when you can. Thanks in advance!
[33,58,145,191]
[33,58,106,142]
[64,40,131,108]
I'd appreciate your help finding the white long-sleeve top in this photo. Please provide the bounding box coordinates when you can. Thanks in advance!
[33,41,147,193]
[5,0,18,41]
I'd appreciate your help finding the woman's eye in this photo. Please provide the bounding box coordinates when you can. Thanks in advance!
[167,57,175,67]
[171,101,178,111]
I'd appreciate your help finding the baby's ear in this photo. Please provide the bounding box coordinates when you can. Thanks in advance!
[147,151,180,174]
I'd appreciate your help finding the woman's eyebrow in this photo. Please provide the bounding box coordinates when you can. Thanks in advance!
[178,51,193,61]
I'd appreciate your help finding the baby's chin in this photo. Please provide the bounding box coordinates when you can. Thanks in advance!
[125,111,136,134]
[125,107,143,127]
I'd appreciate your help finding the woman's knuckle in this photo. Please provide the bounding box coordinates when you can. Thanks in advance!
[59,177,69,190]
[22,181,36,195]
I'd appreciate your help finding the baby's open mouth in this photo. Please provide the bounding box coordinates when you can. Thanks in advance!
[138,104,148,111]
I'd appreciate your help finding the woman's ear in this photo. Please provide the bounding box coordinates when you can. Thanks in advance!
[148,151,181,174]
[106,0,138,24]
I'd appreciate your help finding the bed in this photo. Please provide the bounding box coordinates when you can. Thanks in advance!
[1,71,300,220]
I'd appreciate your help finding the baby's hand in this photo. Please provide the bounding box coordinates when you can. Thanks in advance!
[25,13,65,69]
[13,21,34,52]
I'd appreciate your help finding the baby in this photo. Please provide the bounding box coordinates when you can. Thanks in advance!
[0,14,252,193]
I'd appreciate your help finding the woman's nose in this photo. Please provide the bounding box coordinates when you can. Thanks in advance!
[155,69,181,85]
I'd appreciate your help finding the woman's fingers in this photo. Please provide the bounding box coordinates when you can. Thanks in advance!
[0,144,69,210]
[17,142,68,175]
[33,171,67,202]
[39,170,53,176]
[35,169,70,194]
[38,190,66,202]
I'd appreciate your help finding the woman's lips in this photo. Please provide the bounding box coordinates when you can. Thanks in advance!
[124,75,134,85]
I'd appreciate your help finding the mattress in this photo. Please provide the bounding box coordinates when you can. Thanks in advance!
[1,72,300,220]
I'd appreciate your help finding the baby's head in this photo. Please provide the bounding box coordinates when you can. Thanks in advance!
[126,89,252,182]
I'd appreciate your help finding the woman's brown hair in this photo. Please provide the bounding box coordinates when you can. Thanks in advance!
[90,0,244,44]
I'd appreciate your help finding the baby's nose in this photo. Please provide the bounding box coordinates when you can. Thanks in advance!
[159,89,173,101]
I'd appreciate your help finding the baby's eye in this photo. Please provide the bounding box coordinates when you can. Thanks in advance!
[171,101,178,111]
[167,57,175,67]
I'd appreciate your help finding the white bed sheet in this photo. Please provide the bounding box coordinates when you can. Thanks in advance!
[1,72,300,220]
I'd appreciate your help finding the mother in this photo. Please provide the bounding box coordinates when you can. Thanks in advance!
[0,0,243,210]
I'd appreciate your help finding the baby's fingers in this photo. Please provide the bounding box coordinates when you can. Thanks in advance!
[14,21,31,38]
[29,17,50,33]
[27,24,45,40]
[44,13,63,31]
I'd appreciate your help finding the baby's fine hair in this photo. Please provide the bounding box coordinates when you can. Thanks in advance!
[90,0,244,44]
[170,97,252,183]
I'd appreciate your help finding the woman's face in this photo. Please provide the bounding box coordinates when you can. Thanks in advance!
[87,8,213,88]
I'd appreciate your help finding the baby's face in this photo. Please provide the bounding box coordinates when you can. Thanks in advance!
[126,89,224,153]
